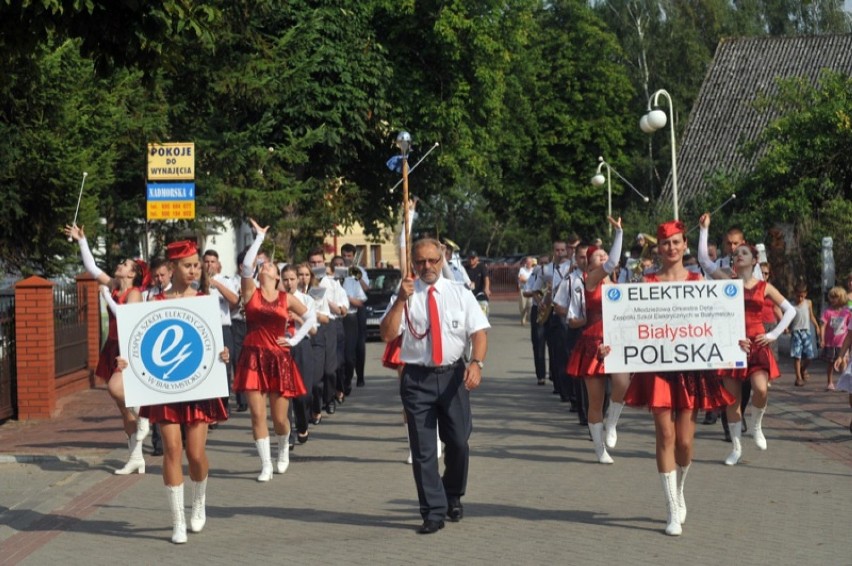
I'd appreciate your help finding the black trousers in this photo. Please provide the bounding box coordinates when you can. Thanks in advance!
[400,362,471,522]
[311,323,337,413]
[545,315,571,400]
[529,305,547,381]
[355,306,367,384]
[310,325,329,416]
[333,318,346,396]
[291,339,314,434]
[230,319,248,408]
[343,312,359,393]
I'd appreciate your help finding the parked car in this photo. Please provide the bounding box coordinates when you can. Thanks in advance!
[364,268,402,339]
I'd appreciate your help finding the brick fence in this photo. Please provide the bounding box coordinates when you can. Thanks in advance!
[13,274,99,420]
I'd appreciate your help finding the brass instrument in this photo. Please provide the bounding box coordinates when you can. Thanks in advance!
[536,279,553,324]
[345,247,365,280]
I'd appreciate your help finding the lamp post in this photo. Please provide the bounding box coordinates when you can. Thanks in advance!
[640,89,679,220]
[591,156,650,235]
[395,131,412,276]
[591,158,612,235]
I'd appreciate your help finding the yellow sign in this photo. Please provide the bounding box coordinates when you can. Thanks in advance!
[147,200,195,220]
[147,142,195,180]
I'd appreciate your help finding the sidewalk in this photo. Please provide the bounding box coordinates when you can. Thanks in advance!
[1,301,850,565]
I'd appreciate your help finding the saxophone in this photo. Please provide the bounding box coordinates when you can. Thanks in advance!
[536,279,553,324]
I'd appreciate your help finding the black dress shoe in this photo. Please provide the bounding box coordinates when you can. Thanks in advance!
[417,520,445,534]
[447,500,464,522]
[356,379,365,387]
[152,445,163,456]
[309,415,322,425]
[325,401,336,415]
[297,432,310,444]
[236,404,248,413]
[702,411,718,425]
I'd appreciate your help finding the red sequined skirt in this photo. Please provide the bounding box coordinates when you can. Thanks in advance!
[234,346,307,397]
[140,398,228,425]
[95,337,120,382]
[566,334,606,377]
[624,371,735,411]
[717,342,781,381]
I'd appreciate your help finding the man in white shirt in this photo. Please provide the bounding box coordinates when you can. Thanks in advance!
[523,256,549,385]
[554,241,590,422]
[517,256,534,326]
[341,244,371,388]
[380,237,489,535]
[332,254,366,398]
[308,248,348,415]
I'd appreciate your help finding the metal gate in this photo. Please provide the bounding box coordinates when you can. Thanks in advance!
[54,282,88,377]
[0,288,15,420]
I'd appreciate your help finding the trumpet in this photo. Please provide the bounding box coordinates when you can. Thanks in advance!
[349,265,363,280]
[536,280,553,324]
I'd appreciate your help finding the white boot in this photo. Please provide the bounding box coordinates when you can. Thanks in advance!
[752,406,767,450]
[676,463,690,524]
[136,416,151,441]
[256,437,273,482]
[115,434,146,475]
[589,422,614,464]
[604,401,624,449]
[189,477,207,533]
[725,420,743,466]
[660,471,682,536]
[275,435,290,474]
[166,484,187,544]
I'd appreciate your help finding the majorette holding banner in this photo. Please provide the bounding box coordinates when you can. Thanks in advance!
[602,280,747,373]
[116,295,229,407]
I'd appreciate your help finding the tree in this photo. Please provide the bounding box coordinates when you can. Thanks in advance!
[0,38,169,275]
[718,71,852,292]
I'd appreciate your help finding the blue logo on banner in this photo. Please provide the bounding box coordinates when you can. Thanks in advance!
[724,284,739,298]
[140,320,204,382]
[606,287,622,302]
[735,361,745,367]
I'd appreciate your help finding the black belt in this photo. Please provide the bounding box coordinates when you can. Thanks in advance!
[409,360,463,373]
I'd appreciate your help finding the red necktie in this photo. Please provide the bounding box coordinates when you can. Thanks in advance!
[428,285,443,365]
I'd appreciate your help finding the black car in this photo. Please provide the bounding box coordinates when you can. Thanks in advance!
[364,268,402,339]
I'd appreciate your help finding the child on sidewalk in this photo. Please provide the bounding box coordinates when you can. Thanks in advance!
[831,331,852,434]
[790,282,820,387]
[820,286,851,391]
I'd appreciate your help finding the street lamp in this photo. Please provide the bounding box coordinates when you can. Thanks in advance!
[591,156,650,234]
[640,89,679,219]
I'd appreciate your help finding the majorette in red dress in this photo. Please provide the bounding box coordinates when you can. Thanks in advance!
[95,287,135,382]
[717,279,780,381]
[623,272,736,410]
[139,290,229,425]
[234,290,307,398]
[566,280,606,378]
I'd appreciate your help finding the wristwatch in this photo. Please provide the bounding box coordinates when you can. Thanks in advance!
[471,358,484,369]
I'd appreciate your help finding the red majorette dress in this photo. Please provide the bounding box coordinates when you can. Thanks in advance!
[95,288,135,382]
[623,272,735,410]
[719,280,781,381]
[140,291,229,424]
[566,280,606,377]
[233,290,307,397]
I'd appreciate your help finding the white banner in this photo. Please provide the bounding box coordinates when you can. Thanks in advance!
[602,280,747,373]
[116,295,228,407]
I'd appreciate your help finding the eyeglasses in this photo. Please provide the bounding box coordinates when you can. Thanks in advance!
[762,271,770,277]
[413,257,442,267]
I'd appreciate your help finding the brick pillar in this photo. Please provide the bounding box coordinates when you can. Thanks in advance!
[76,273,101,384]
[15,276,56,420]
